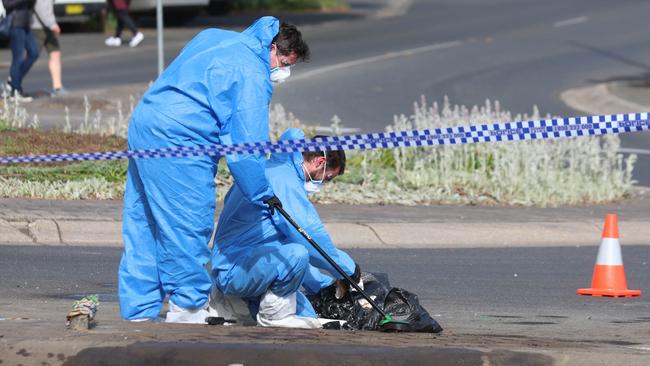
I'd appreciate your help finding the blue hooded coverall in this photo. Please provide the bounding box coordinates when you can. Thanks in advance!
[211,128,356,319]
[119,17,279,320]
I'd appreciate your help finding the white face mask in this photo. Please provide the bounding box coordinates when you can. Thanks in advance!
[270,49,291,84]
[270,67,291,83]
[304,179,322,194]
[303,154,327,195]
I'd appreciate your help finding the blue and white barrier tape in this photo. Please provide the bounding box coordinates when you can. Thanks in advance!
[1,112,649,164]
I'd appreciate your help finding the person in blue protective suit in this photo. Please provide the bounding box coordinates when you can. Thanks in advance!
[210,128,361,329]
[118,17,310,323]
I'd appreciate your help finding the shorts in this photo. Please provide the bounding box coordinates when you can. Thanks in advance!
[34,28,60,53]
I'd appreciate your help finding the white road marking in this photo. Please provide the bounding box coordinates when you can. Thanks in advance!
[625,344,650,352]
[290,40,462,82]
[619,147,650,155]
[315,126,360,134]
[59,40,188,64]
[373,0,414,18]
[554,16,588,28]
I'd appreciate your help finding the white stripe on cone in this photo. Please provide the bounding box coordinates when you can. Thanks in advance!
[595,237,623,266]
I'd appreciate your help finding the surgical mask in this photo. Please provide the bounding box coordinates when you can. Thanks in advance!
[303,155,327,194]
[271,50,291,83]
[304,179,322,194]
[271,67,291,83]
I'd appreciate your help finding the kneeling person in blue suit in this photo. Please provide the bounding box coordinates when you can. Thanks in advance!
[210,128,360,328]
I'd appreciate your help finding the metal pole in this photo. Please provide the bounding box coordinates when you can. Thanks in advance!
[156,0,164,76]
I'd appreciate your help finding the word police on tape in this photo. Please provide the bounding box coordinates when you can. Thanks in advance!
[1,113,649,165]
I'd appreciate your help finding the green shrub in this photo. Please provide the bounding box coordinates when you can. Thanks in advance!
[313,97,636,206]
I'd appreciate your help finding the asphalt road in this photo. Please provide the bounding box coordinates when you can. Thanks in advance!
[2,244,649,342]
[272,0,650,126]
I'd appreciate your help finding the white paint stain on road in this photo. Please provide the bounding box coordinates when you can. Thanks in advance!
[554,16,588,28]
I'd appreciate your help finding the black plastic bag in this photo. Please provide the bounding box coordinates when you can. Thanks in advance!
[306,273,443,333]
[382,288,443,333]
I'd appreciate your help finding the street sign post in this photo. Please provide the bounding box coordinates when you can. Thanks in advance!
[156,0,164,75]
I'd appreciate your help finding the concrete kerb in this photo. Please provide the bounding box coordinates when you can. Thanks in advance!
[0,218,32,243]
[561,82,650,116]
[2,219,650,248]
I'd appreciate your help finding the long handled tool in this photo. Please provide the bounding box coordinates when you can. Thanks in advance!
[274,204,411,332]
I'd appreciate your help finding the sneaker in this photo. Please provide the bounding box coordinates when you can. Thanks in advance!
[50,87,69,98]
[10,91,33,103]
[129,32,144,48]
[3,78,13,97]
[105,37,122,47]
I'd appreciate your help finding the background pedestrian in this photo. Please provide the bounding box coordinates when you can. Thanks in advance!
[105,0,143,47]
[2,0,39,102]
[32,0,67,97]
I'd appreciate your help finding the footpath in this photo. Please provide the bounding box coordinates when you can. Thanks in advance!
[2,188,650,248]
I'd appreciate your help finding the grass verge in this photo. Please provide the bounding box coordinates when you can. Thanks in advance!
[0,99,637,206]
[0,121,128,199]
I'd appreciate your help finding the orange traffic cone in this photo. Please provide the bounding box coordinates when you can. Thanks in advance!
[577,214,641,298]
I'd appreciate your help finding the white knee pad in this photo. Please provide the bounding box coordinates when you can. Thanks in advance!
[256,290,321,329]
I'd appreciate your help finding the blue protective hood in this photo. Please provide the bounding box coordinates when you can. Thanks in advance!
[241,16,280,63]
[270,128,306,181]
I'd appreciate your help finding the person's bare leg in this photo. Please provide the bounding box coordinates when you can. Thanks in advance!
[49,50,62,90]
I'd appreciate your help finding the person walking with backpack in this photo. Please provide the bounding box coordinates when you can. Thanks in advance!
[2,0,39,102]
[105,0,143,47]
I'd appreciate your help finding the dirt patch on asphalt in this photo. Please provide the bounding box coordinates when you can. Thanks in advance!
[62,342,553,366]
[0,319,637,366]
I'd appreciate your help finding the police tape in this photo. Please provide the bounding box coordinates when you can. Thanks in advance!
[1,112,649,164]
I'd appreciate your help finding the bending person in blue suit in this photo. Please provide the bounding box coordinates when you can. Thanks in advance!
[210,128,361,328]
[119,17,310,323]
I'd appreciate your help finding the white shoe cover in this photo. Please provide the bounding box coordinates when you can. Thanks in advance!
[165,299,210,324]
[208,286,255,325]
[256,290,321,329]
[318,318,347,327]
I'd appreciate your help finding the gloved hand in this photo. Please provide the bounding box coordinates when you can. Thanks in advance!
[335,263,363,299]
[0,3,6,18]
[263,195,283,215]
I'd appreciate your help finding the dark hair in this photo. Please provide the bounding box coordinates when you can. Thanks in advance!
[302,135,346,175]
[272,22,310,62]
